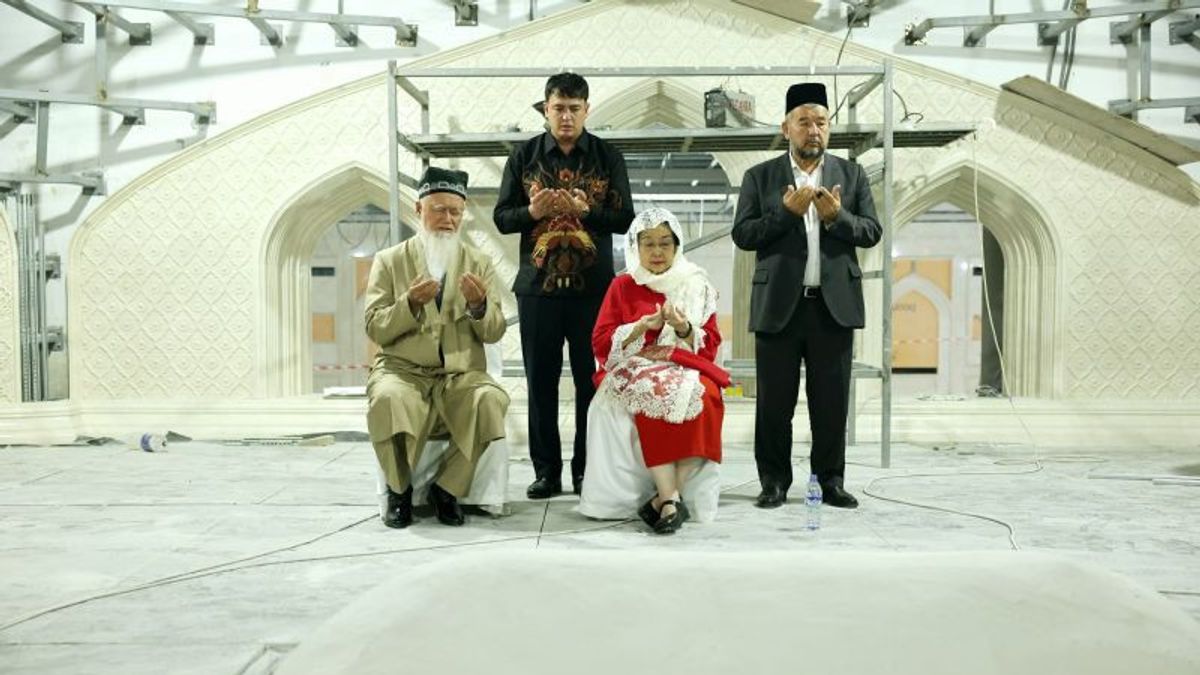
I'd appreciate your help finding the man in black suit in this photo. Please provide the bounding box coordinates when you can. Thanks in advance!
[732,83,882,510]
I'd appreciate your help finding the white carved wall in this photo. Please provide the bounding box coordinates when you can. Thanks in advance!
[68,0,1200,401]
[70,82,398,399]
[0,207,18,403]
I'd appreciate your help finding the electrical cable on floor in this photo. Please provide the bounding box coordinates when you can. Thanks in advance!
[864,134,1193,599]
[859,132,1111,551]
[0,512,378,635]
[0,514,631,635]
[0,476,761,634]
[534,501,551,548]
[862,469,1033,551]
[145,514,380,586]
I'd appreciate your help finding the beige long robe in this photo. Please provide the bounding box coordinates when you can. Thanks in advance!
[364,237,509,496]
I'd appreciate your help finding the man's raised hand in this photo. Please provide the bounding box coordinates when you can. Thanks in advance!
[460,272,488,310]
[783,184,816,217]
[406,274,440,313]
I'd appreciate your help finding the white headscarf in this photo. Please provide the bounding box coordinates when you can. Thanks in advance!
[624,207,717,328]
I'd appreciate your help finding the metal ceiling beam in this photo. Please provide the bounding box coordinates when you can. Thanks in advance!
[0,0,85,43]
[1169,14,1200,43]
[247,17,281,46]
[906,2,1200,45]
[67,0,417,46]
[0,89,214,126]
[1110,9,1175,43]
[0,99,35,123]
[962,23,998,47]
[0,172,106,194]
[1108,96,1200,118]
[164,9,212,45]
[1037,16,1084,46]
[72,2,152,45]
[329,21,358,47]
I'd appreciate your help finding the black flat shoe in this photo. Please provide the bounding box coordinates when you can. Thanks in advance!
[526,476,563,500]
[822,485,859,509]
[429,483,466,526]
[755,484,787,509]
[572,474,585,496]
[383,486,413,529]
[637,497,660,527]
[653,499,684,535]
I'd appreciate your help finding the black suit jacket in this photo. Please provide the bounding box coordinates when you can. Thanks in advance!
[732,152,882,333]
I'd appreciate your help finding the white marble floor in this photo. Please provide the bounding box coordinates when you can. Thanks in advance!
[0,439,1198,674]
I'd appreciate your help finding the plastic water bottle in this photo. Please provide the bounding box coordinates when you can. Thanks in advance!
[805,474,822,530]
[135,433,167,453]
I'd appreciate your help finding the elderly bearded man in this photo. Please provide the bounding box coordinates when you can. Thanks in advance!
[732,83,882,511]
[365,167,509,528]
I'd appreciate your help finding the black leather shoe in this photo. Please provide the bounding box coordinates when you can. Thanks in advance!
[383,486,413,529]
[637,497,660,527]
[822,485,859,509]
[754,484,787,509]
[526,476,563,499]
[429,483,465,526]
[572,475,585,496]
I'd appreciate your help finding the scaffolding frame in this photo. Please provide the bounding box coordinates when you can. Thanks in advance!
[0,88,214,195]
[0,0,419,48]
[905,1,1200,46]
[383,61,975,468]
[904,1,1200,124]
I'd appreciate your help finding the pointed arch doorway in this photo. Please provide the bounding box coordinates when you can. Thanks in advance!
[260,163,417,397]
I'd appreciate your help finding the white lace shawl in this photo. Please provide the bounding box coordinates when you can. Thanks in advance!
[601,206,721,423]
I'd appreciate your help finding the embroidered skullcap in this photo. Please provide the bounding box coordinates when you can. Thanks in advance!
[417,166,468,199]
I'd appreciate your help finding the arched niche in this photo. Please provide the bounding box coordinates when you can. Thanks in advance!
[260,163,414,397]
[862,160,1061,398]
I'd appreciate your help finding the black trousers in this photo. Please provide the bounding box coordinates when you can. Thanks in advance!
[754,292,853,493]
[517,294,603,482]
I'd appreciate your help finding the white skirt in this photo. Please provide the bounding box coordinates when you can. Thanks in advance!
[577,391,720,523]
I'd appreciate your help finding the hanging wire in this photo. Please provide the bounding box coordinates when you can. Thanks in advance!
[830,15,855,123]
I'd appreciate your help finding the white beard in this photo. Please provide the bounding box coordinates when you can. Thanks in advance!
[418,228,461,280]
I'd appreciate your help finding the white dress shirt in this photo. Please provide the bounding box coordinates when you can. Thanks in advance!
[789,153,823,288]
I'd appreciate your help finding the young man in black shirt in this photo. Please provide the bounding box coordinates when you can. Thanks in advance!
[494,73,635,499]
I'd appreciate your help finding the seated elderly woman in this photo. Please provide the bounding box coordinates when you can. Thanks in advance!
[579,207,728,534]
